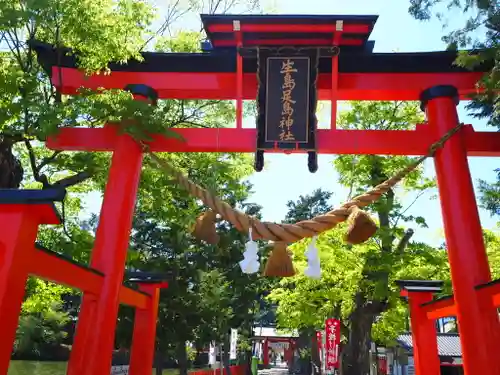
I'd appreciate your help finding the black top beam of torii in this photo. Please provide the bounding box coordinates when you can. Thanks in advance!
[30,14,492,77]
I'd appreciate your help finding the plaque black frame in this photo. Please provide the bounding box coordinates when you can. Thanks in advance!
[255,48,319,152]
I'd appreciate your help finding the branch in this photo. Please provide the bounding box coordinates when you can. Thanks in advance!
[383,101,404,130]
[140,0,192,51]
[5,29,25,71]
[396,228,414,255]
[0,133,24,145]
[24,139,90,189]
[38,151,62,171]
[24,139,41,181]
[392,189,428,228]
[51,170,93,189]
[174,120,212,128]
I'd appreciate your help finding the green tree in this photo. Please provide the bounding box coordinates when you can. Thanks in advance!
[409,0,499,126]
[407,1,500,215]
[0,0,158,189]
[484,228,500,278]
[14,279,71,360]
[268,101,450,375]
[283,189,333,224]
[478,171,500,217]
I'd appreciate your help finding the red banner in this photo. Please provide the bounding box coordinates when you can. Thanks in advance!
[378,357,387,375]
[325,318,341,370]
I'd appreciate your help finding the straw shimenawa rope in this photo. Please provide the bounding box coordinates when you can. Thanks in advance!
[141,123,463,243]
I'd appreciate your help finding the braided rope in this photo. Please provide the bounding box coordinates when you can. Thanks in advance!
[142,122,463,243]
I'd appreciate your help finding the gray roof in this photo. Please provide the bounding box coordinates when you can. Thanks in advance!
[253,327,299,338]
[397,333,462,357]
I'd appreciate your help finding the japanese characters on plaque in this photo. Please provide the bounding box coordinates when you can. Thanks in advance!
[279,59,297,141]
[263,56,311,145]
[325,318,341,371]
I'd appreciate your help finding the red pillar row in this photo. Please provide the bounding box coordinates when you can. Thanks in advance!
[69,134,144,375]
[262,339,269,367]
[0,194,165,375]
[423,86,500,375]
[129,282,164,375]
[70,87,160,375]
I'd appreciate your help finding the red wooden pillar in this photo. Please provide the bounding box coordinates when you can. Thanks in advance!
[263,339,269,367]
[67,133,144,375]
[285,339,294,365]
[67,294,98,375]
[397,280,442,375]
[128,281,167,375]
[422,85,500,375]
[234,20,243,130]
[0,193,62,375]
[330,20,342,129]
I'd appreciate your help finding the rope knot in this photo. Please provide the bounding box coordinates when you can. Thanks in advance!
[345,206,378,245]
[427,122,464,156]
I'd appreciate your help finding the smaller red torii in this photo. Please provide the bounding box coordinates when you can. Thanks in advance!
[397,279,500,375]
[403,279,500,321]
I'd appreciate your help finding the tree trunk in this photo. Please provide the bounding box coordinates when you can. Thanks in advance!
[223,333,232,375]
[177,341,188,375]
[0,139,23,189]
[296,329,312,375]
[244,348,252,375]
[155,348,163,375]
[310,334,321,375]
[244,321,254,375]
[341,298,378,375]
[218,344,223,374]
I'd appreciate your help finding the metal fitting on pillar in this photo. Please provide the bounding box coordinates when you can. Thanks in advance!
[124,84,159,106]
[419,85,459,112]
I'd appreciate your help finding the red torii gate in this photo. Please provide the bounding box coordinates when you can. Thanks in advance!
[252,328,297,368]
[0,12,495,375]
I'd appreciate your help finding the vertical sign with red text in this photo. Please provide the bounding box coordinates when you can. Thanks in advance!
[325,318,341,372]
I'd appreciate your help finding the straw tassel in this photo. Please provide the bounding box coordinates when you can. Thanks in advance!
[344,206,378,245]
[192,209,219,245]
[263,242,296,277]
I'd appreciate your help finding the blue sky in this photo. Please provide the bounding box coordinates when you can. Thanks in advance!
[83,0,499,246]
